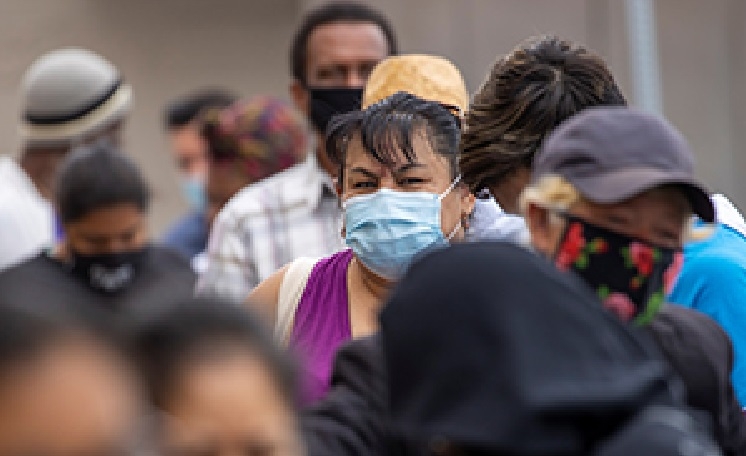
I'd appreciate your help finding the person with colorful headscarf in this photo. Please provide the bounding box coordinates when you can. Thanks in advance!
[192,97,309,274]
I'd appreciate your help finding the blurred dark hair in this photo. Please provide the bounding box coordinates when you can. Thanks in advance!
[164,89,238,129]
[129,297,297,411]
[0,301,123,374]
[460,36,626,192]
[56,141,150,224]
[290,2,398,85]
[327,91,461,183]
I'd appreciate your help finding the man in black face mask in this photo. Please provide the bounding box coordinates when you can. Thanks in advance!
[0,141,195,315]
[198,2,398,299]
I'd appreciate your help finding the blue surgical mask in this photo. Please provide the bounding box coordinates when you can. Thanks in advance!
[180,176,206,211]
[344,176,462,280]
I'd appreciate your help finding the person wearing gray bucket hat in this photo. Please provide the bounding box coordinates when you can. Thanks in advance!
[521,106,746,454]
[19,48,132,149]
[0,48,132,271]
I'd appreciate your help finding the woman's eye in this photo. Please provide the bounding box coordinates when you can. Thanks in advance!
[352,181,376,189]
[400,177,426,185]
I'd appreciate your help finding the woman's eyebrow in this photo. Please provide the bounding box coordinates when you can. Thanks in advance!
[349,167,379,179]
[393,163,425,175]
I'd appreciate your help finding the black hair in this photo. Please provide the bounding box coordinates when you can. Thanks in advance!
[164,89,238,129]
[128,297,297,411]
[326,91,461,182]
[290,2,398,84]
[56,141,151,224]
[0,301,123,375]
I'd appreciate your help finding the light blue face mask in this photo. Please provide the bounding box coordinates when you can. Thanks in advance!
[343,176,462,280]
[180,176,206,211]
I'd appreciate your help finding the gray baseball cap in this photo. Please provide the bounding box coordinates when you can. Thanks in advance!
[533,107,714,222]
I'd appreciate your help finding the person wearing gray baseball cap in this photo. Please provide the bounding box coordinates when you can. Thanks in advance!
[520,106,746,455]
[0,48,132,270]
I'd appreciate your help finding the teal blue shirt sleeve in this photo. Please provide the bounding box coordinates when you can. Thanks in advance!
[669,224,746,406]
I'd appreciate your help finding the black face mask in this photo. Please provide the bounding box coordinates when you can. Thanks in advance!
[553,214,683,325]
[307,87,364,133]
[70,248,148,294]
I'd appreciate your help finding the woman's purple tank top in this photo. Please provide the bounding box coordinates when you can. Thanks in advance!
[289,249,353,404]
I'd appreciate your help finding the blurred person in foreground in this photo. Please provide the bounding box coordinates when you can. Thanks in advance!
[459,36,626,218]
[0,303,146,456]
[161,90,238,261]
[250,91,475,404]
[131,298,304,456]
[521,106,746,454]
[0,48,132,270]
[193,96,309,274]
[0,142,195,316]
[380,242,721,456]
[199,2,398,299]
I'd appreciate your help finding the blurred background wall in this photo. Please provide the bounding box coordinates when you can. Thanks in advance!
[0,0,743,232]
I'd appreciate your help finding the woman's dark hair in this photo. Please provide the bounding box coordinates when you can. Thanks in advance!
[290,2,398,85]
[326,91,461,182]
[460,36,627,192]
[129,297,297,411]
[56,141,151,224]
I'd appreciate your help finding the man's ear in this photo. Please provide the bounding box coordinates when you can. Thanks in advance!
[290,80,310,117]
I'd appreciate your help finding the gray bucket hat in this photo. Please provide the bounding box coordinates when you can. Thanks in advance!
[533,106,714,222]
[19,48,132,147]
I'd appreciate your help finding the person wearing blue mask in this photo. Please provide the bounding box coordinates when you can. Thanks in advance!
[161,90,238,261]
[249,92,475,404]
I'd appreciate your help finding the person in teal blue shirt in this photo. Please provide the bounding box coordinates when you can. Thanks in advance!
[669,220,746,406]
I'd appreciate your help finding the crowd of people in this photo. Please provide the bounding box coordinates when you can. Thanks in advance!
[1,2,746,456]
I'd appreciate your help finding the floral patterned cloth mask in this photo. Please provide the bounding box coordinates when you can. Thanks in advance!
[553,213,683,325]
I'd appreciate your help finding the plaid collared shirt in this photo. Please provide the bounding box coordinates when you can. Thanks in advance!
[197,154,344,301]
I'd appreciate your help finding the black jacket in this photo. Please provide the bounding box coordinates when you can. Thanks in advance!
[302,335,405,456]
[647,304,746,455]
[304,244,733,456]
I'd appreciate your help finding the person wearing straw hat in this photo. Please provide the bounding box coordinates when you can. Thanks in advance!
[249,55,476,406]
[0,48,132,270]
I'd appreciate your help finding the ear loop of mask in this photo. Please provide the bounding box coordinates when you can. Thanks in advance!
[438,174,462,202]
[441,175,463,241]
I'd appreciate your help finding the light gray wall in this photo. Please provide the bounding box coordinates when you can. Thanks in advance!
[1,0,744,233]
[0,0,302,232]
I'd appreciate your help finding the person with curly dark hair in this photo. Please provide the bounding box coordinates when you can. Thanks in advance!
[460,36,626,215]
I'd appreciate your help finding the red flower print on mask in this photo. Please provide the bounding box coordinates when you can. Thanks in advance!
[664,252,684,295]
[556,222,586,271]
[629,242,655,276]
[603,292,637,322]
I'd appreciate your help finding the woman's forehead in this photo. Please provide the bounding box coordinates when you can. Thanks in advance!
[344,130,446,169]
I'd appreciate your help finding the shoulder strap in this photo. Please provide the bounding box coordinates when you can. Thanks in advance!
[276,257,318,345]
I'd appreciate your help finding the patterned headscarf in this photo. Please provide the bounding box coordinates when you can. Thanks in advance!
[201,96,309,182]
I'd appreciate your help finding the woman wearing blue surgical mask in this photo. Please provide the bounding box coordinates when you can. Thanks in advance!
[250,92,475,404]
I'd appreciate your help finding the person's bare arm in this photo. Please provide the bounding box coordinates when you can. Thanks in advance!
[246,264,289,327]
